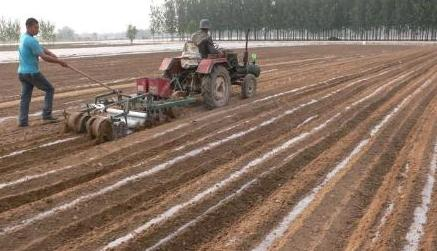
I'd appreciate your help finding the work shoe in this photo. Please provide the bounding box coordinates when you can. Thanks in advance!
[42,116,59,124]
[18,123,28,127]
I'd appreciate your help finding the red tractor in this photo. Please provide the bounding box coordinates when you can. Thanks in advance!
[64,34,261,143]
[139,33,261,109]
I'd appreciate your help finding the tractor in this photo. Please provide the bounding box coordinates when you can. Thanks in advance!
[155,37,261,109]
[64,31,261,143]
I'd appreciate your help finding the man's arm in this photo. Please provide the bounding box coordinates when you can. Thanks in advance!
[29,39,68,67]
[39,51,68,67]
[43,48,57,58]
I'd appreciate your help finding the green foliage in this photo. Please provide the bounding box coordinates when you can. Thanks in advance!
[163,0,177,37]
[0,17,20,42]
[39,20,56,43]
[149,0,437,41]
[127,24,138,44]
[0,18,7,42]
[150,4,164,37]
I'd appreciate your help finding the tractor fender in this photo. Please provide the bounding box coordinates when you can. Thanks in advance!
[196,58,228,74]
[159,58,176,71]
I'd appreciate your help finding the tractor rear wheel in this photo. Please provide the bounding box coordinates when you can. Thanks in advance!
[201,65,231,109]
[241,74,257,99]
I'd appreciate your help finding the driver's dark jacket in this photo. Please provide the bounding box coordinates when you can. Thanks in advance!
[191,30,218,58]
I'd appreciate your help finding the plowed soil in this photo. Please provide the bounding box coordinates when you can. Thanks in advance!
[0,44,436,251]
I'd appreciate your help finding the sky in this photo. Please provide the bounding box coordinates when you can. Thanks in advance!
[0,0,164,34]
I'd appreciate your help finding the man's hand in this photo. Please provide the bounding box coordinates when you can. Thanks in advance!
[59,60,68,67]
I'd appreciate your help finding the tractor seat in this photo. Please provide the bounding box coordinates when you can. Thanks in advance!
[181,41,201,69]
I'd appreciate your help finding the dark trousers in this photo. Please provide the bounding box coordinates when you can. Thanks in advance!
[198,40,218,59]
[18,72,54,125]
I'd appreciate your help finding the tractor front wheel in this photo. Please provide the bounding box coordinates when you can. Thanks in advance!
[201,65,231,109]
[241,74,257,99]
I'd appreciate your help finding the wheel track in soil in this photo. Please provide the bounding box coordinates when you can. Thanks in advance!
[0,46,435,250]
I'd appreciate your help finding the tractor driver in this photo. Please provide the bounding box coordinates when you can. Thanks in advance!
[191,19,219,59]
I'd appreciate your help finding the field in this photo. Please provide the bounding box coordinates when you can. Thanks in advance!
[0,44,436,250]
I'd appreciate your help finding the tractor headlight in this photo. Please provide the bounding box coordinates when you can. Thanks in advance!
[251,53,257,64]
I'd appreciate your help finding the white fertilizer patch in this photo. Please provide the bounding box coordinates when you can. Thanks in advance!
[403,140,437,251]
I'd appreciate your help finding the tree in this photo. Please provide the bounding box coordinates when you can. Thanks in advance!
[126,24,138,44]
[57,26,76,41]
[0,18,20,42]
[39,20,56,43]
[150,4,164,39]
[163,0,177,39]
[150,0,437,41]
[10,20,21,42]
[0,18,7,42]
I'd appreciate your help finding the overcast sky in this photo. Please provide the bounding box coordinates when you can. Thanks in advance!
[1,0,164,34]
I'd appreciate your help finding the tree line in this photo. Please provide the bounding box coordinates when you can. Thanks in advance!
[0,18,20,42]
[0,17,139,43]
[0,17,75,43]
[150,0,437,41]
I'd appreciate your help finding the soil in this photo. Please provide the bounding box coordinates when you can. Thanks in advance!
[0,44,436,251]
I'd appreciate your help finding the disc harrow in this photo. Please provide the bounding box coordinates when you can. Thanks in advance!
[64,89,198,144]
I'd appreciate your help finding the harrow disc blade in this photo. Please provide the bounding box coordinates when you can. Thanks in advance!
[86,116,113,143]
[65,112,90,133]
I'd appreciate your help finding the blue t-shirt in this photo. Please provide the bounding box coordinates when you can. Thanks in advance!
[18,33,44,74]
